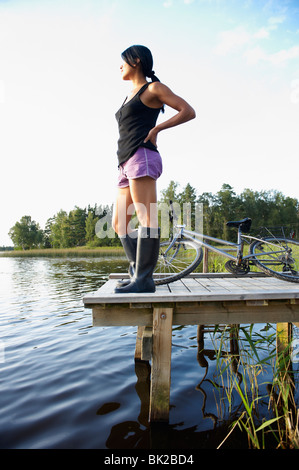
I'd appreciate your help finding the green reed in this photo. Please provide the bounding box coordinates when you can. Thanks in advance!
[206,324,299,449]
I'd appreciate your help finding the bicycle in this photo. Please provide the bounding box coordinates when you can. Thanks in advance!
[154,215,299,285]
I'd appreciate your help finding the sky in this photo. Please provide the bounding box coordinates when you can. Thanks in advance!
[0,0,299,246]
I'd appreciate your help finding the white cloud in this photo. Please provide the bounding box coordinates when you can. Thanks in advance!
[244,46,267,65]
[254,27,270,39]
[268,15,286,28]
[245,44,299,66]
[214,22,273,57]
[267,45,299,66]
[213,26,251,55]
[214,12,299,68]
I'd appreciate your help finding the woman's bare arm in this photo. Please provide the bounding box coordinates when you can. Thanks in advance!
[143,82,196,147]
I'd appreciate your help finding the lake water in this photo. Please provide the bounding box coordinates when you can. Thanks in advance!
[0,256,298,450]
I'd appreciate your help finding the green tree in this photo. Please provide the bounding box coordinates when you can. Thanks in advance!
[239,188,260,225]
[85,210,98,245]
[159,180,180,204]
[178,183,198,230]
[9,216,44,250]
[48,207,87,248]
[197,192,217,237]
[68,206,87,246]
[48,210,68,248]
[44,217,55,248]
[178,183,197,205]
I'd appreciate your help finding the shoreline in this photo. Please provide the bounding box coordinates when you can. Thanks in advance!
[0,246,125,258]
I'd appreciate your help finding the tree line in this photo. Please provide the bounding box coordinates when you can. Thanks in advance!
[160,182,299,241]
[8,183,299,250]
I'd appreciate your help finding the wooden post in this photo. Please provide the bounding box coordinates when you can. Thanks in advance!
[135,326,153,362]
[135,326,145,361]
[276,322,292,358]
[149,307,173,422]
[141,327,153,361]
[203,245,209,273]
[198,246,208,370]
[275,322,295,420]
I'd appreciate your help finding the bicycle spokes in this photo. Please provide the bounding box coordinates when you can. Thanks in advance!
[250,237,299,282]
[154,239,203,285]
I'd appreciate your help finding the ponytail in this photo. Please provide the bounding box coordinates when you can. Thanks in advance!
[147,70,160,82]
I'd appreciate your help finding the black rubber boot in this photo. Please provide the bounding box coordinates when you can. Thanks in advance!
[116,231,138,288]
[114,226,160,294]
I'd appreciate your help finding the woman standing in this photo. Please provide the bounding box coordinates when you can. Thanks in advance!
[113,45,196,294]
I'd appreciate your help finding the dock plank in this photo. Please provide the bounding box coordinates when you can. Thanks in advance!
[83,274,299,305]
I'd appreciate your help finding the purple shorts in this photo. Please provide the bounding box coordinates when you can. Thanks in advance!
[118,147,163,188]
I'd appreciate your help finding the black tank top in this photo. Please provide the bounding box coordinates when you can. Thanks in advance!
[115,83,162,165]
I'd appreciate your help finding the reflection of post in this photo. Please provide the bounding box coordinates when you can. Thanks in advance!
[150,307,173,422]
[134,326,152,426]
[135,361,151,427]
[229,325,242,384]
[196,325,209,370]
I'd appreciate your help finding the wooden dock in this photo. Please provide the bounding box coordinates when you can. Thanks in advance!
[83,273,299,422]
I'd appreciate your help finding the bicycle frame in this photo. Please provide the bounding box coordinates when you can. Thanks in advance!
[179,226,241,262]
[173,225,286,264]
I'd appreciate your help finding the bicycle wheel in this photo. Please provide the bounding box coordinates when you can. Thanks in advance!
[249,237,299,282]
[154,238,203,285]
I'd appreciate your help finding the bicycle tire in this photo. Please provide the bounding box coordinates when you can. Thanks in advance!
[249,237,299,283]
[154,239,203,285]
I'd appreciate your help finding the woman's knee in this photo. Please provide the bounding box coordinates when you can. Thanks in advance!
[113,204,135,236]
[113,188,133,235]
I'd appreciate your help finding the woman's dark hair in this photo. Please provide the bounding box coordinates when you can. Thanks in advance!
[121,45,164,112]
[121,45,160,83]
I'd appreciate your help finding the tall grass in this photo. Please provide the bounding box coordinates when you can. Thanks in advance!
[206,324,299,449]
[0,246,125,258]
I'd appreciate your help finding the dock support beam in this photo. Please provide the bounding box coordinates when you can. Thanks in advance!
[149,307,173,422]
[276,322,293,357]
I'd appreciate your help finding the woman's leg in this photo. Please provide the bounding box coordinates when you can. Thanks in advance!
[112,186,138,287]
[114,176,160,293]
[129,176,158,228]
[113,176,158,232]
[112,186,134,236]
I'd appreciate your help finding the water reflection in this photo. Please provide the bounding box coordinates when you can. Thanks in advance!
[105,365,248,450]
[103,325,248,449]
[104,322,298,450]
[0,257,298,449]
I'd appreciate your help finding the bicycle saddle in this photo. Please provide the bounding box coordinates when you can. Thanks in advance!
[226,217,252,233]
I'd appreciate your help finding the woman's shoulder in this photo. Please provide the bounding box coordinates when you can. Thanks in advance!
[147,81,171,97]
[147,81,166,91]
